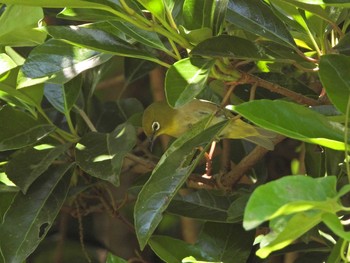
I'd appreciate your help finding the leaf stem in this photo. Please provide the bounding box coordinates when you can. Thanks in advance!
[73,105,97,132]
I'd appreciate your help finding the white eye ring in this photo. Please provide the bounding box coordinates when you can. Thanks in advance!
[152,121,160,132]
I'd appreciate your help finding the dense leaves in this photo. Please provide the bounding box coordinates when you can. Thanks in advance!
[0,0,350,262]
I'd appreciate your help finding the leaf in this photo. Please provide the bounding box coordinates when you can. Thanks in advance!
[165,57,215,108]
[137,0,166,22]
[0,186,18,223]
[182,0,216,31]
[75,123,136,186]
[197,222,255,262]
[243,175,339,230]
[106,253,128,263]
[134,119,226,249]
[191,35,273,61]
[231,100,348,150]
[57,7,120,21]
[0,53,17,75]
[319,54,350,114]
[257,211,323,258]
[46,23,164,65]
[226,0,295,48]
[124,58,156,84]
[167,190,234,222]
[0,105,54,151]
[109,21,168,51]
[5,143,71,194]
[149,236,203,263]
[0,163,73,263]
[334,33,350,55]
[0,5,46,47]
[44,76,82,114]
[18,39,112,88]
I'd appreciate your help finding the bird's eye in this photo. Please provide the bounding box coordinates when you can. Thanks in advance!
[152,121,160,132]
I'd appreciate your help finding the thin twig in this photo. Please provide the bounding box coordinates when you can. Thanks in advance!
[220,135,286,189]
[229,72,320,106]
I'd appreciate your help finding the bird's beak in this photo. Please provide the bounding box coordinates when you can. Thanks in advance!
[148,131,156,151]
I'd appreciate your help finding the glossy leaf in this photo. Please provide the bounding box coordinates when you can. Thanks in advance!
[18,39,112,88]
[75,123,136,186]
[6,143,70,194]
[183,0,209,29]
[46,23,164,65]
[165,57,215,108]
[0,106,54,151]
[226,0,295,48]
[0,0,118,9]
[134,119,226,249]
[124,58,156,84]
[243,176,339,230]
[0,163,73,263]
[109,21,168,51]
[137,0,166,22]
[319,54,350,114]
[334,33,350,55]
[44,76,82,114]
[149,236,203,263]
[0,53,17,75]
[197,222,254,262]
[231,100,348,150]
[0,5,46,47]
[0,186,18,222]
[243,175,342,258]
[57,7,120,21]
[191,35,273,61]
[167,190,234,222]
[106,253,128,263]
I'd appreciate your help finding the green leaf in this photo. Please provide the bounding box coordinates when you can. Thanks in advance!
[0,186,18,223]
[319,54,350,115]
[197,222,255,262]
[75,123,136,186]
[167,190,234,222]
[0,53,17,75]
[109,21,168,51]
[165,57,215,108]
[46,23,164,65]
[256,211,323,258]
[124,58,156,84]
[18,39,112,88]
[106,253,128,263]
[149,236,203,263]
[57,7,120,21]
[5,143,70,194]
[231,100,348,150]
[0,5,46,47]
[44,76,82,114]
[191,35,273,60]
[0,163,73,263]
[0,106,54,151]
[134,119,226,249]
[137,0,166,22]
[334,33,350,55]
[243,175,339,230]
[226,0,295,48]
[183,0,217,31]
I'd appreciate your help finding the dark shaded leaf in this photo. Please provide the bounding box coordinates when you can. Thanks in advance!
[0,106,54,151]
[0,163,73,263]
[6,143,70,194]
[75,123,136,186]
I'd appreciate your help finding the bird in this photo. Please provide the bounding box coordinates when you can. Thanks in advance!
[142,100,275,150]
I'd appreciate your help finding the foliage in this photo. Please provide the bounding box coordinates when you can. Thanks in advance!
[0,0,350,262]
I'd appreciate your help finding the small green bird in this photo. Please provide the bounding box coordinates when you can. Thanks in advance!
[142,100,275,150]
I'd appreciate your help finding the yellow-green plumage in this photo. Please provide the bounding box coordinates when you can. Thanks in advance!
[142,100,275,150]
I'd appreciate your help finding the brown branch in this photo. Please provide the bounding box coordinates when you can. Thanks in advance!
[220,135,286,189]
[228,72,320,106]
